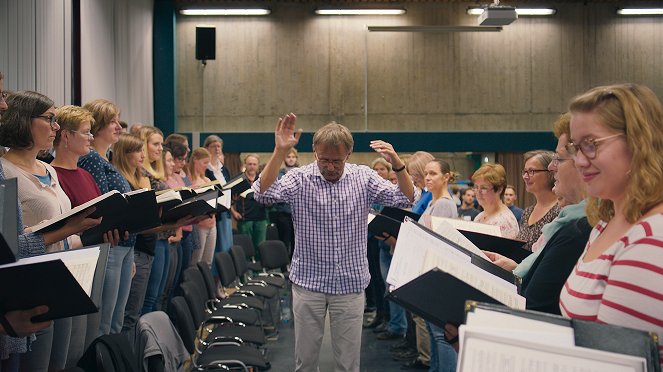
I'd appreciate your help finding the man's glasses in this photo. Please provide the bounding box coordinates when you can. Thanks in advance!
[69,129,94,139]
[472,186,493,194]
[315,153,346,167]
[551,154,572,167]
[565,133,624,160]
[32,115,58,127]
[522,169,550,178]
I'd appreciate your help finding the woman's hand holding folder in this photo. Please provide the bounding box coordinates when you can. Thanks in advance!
[0,306,52,337]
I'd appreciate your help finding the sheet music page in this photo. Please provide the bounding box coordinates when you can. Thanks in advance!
[387,220,470,289]
[0,247,100,296]
[422,247,525,309]
[466,309,574,344]
[240,189,254,198]
[367,213,376,224]
[217,191,232,209]
[429,218,490,261]
[431,216,502,237]
[222,176,244,189]
[458,330,646,372]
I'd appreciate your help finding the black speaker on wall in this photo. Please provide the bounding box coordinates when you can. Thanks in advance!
[195,26,216,61]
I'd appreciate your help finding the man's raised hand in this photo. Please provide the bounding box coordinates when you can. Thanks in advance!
[275,113,302,151]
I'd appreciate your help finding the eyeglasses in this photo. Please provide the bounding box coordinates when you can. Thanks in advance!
[32,115,58,127]
[69,129,94,139]
[565,133,624,160]
[551,154,572,167]
[472,186,494,194]
[315,153,346,167]
[0,91,8,102]
[522,169,550,178]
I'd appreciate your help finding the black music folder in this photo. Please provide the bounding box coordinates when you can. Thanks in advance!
[160,188,219,224]
[386,221,523,328]
[79,189,161,246]
[463,302,660,372]
[458,229,530,263]
[222,174,251,195]
[368,207,421,238]
[0,178,19,264]
[0,243,110,322]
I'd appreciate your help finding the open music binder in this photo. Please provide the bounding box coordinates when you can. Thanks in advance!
[0,243,110,322]
[368,206,421,238]
[459,302,660,372]
[386,220,525,327]
[430,216,530,263]
[79,189,161,246]
[160,188,219,224]
[0,178,19,264]
[221,174,251,195]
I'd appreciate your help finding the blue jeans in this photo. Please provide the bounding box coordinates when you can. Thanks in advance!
[180,230,193,270]
[99,245,134,336]
[426,322,457,372]
[217,212,233,252]
[122,250,154,338]
[379,247,407,335]
[212,213,233,277]
[142,239,170,314]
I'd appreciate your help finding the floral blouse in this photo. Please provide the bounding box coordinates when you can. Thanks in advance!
[516,203,561,251]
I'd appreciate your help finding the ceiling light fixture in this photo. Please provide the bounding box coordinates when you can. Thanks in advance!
[467,7,556,16]
[617,8,663,15]
[180,9,271,16]
[314,9,406,16]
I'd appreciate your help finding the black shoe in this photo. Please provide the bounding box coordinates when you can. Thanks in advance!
[363,316,382,329]
[373,321,388,334]
[389,339,410,351]
[391,348,418,361]
[401,358,428,370]
[376,331,404,340]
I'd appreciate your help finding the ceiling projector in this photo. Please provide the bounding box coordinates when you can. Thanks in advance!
[478,6,518,26]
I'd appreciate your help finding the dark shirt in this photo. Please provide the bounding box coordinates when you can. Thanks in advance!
[521,217,592,315]
[78,149,136,247]
[508,204,524,223]
[457,206,480,221]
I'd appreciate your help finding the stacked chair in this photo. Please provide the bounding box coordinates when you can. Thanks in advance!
[169,236,293,371]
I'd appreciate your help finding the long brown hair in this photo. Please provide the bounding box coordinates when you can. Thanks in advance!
[112,134,146,189]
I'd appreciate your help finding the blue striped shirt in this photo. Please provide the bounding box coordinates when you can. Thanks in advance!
[253,162,411,294]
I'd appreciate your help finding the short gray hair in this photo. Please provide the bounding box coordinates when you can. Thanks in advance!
[312,122,354,152]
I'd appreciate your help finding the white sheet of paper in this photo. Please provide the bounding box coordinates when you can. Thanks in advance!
[429,218,489,261]
[0,247,100,296]
[458,328,646,372]
[217,191,232,209]
[431,216,502,237]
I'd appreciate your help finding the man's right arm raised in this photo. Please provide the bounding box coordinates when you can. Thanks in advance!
[259,113,302,193]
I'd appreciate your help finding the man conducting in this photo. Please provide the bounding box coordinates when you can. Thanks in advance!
[253,113,414,372]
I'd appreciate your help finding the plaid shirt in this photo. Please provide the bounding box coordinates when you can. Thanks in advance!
[253,162,411,294]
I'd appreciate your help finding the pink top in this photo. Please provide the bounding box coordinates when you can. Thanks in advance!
[191,176,216,229]
[52,166,102,208]
[166,173,192,232]
[474,207,520,239]
[560,213,663,366]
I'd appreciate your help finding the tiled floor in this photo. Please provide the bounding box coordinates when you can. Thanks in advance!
[267,311,407,371]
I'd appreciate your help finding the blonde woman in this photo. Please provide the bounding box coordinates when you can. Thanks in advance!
[407,151,435,215]
[188,148,217,267]
[559,84,663,367]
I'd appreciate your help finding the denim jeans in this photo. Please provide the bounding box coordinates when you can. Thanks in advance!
[426,321,457,372]
[142,239,170,314]
[121,250,154,339]
[99,245,134,336]
[216,212,233,252]
[379,248,407,335]
[180,231,193,271]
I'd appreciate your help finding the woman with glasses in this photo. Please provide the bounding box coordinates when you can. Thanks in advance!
[0,91,88,371]
[559,84,663,366]
[515,151,561,251]
[51,106,102,207]
[472,163,520,238]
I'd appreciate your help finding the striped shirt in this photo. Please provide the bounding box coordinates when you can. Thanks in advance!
[253,162,411,294]
[560,213,663,365]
